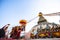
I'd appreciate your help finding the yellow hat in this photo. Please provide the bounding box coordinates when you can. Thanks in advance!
[19,20,27,24]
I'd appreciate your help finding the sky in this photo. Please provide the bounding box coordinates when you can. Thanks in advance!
[0,0,60,32]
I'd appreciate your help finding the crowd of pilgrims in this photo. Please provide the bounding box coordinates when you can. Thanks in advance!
[0,24,25,39]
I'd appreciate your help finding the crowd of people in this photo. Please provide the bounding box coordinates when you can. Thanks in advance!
[0,20,27,40]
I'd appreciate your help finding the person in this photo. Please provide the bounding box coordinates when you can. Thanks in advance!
[19,20,27,39]
[10,26,21,39]
[10,20,27,39]
[0,24,10,38]
[10,26,18,39]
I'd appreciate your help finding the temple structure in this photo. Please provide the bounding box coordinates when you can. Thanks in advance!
[30,12,60,39]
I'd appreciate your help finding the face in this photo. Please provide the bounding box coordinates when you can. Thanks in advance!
[21,24,26,26]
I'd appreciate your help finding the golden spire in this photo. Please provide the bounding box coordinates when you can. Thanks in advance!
[38,12,47,24]
[38,12,43,16]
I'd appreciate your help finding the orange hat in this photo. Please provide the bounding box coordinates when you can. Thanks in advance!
[19,20,27,24]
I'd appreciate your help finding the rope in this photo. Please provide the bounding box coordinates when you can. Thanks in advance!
[27,16,38,23]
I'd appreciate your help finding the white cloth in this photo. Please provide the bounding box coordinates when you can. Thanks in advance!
[20,31,25,37]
